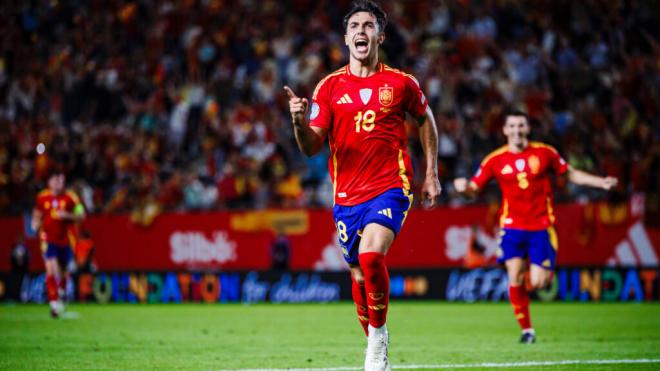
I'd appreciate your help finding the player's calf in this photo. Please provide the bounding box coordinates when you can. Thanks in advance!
[508,284,533,333]
[530,266,554,290]
[351,274,370,336]
[46,274,61,318]
[359,252,389,328]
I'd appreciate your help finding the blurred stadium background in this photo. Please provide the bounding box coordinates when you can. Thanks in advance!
[0,0,658,369]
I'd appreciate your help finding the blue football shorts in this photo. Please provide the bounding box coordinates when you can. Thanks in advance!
[43,242,73,268]
[496,227,558,269]
[332,188,413,265]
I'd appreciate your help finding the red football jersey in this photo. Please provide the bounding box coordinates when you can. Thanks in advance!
[470,142,569,230]
[35,189,81,246]
[309,63,428,205]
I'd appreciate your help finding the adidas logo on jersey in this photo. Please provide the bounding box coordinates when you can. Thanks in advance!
[377,208,393,219]
[501,164,513,174]
[336,93,353,104]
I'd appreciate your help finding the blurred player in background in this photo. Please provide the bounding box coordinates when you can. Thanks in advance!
[75,230,97,274]
[32,170,86,317]
[285,1,440,369]
[454,110,617,343]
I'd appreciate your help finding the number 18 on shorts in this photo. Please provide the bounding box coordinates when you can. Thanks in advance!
[333,188,413,265]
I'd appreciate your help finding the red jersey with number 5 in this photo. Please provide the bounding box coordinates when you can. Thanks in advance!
[35,189,81,246]
[309,63,428,206]
[470,142,569,230]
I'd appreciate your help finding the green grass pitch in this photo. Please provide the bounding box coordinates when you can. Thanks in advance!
[1,302,659,370]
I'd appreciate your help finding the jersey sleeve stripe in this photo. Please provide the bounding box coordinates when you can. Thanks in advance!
[382,65,420,86]
[37,189,51,198]
[66,190,81,204]
[529,141,559,154]
[312,67,347,100]
[480,145,508,166]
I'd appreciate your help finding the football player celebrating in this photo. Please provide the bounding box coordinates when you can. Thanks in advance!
[284,1,441,369]
[32,170,85,317]
[454,110,617,343]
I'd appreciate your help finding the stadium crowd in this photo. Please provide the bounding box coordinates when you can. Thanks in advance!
[0,0,657,217]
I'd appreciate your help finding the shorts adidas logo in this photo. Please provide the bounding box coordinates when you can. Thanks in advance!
[377,208,392,219]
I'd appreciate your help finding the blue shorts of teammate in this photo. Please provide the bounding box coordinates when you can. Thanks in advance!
[497,227,558,269]
[333,188,413,266]
[43,242,73,268]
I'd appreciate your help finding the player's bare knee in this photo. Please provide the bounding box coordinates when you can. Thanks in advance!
[530,275,550,290]
[507,270,525,286]
[350,267,365,285]
[508,276,525,286]
[359,224,394,255]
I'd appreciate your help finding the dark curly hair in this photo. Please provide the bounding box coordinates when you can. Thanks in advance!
[342,0,388,33]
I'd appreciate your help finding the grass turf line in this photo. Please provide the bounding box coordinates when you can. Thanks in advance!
[0,302,659,370]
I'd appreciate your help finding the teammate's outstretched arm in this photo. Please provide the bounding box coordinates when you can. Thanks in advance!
[567,166,618,190]
[283,86,327,157]
[453,177,479,198]
[419,106,441,206]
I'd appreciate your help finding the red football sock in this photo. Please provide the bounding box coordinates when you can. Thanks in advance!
[359,252,389,328]
[46,275,59,302]
[509,284,532,330]
[351,276,369,336]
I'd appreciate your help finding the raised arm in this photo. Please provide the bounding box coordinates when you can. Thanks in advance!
[419,106,441,206]
[283,86,327,157]
[454,156,489,198]
[567,166,618,190]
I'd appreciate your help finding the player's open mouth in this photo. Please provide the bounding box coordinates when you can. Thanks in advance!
[355,39,369,53]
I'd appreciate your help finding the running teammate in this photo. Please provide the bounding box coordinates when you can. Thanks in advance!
[32,170,85,317]
[454,110,617,343]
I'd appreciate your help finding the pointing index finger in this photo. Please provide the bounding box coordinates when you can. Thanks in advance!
[283,86,297,99]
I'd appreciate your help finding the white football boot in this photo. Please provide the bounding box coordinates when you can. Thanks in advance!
[365,324,391,371]
[49,300,61,318]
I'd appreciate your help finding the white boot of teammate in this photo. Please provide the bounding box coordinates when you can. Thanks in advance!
[365,324,391,371]
[49,300,61,318]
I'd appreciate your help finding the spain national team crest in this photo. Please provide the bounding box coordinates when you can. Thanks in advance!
[528,155,540,174]
[379,86,394,106]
